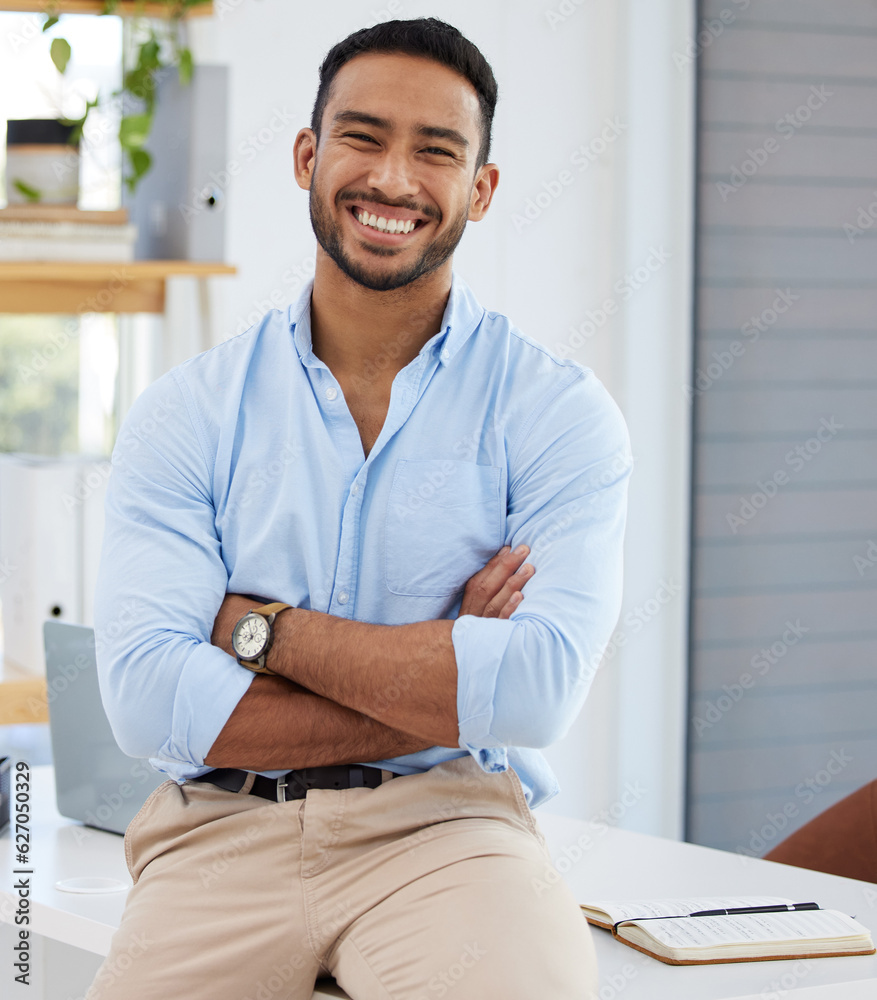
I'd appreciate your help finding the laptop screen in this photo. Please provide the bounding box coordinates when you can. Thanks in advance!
[44,620,165,835]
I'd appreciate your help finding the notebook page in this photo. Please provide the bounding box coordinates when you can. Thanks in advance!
[628,909,870,950]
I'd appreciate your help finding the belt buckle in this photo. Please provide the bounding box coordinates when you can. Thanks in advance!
[277,775,288,803]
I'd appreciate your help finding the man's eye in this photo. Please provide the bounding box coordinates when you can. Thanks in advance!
[344,132,377,144]
[424,147,453,157]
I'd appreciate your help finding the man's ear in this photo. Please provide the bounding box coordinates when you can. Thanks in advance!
[294,128,318,191]
[468,163,500,222]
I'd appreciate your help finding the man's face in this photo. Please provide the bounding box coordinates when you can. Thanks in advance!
[299,52,493,292]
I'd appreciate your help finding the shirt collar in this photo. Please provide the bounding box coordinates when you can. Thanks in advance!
[288,280,320,368]
[424,272,485,367]
[287,272,485,369]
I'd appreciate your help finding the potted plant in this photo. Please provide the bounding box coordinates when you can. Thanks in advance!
[37,0,210,196]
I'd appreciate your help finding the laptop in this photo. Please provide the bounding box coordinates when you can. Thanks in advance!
[44,620,165,835]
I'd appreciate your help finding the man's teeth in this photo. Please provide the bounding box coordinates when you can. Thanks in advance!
[356,211,417,234]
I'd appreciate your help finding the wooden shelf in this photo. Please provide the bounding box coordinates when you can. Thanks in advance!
[0,662,48,726]
[0,1,213,17]
[0,205,129,224]
[0,259,236,313]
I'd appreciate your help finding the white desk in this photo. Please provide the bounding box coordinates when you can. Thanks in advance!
[3,768,876,999]
[542,812,877,999]
[722,984,877,1000]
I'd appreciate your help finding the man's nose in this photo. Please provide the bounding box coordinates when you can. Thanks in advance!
[367,149,419,199]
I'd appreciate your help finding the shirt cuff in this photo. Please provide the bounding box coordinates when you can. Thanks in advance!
[158,640,255,767]
[452,614,516,773]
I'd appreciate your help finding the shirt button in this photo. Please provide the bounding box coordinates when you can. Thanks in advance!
[441,348,450,361]
[351,484,359,496]
[337,591,349,605]
[325,386,338,401]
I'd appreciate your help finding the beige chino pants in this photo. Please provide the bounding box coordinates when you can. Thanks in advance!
[85,756,598,1000]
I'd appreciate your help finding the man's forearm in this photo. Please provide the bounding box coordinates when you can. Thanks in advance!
[281,612,459,745]
[204,674,432,771]
[215,594,459,746]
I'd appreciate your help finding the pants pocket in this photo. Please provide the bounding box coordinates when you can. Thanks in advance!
[123,778,176,883]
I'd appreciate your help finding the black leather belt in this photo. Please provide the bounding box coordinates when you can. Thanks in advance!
[192,765,393,802]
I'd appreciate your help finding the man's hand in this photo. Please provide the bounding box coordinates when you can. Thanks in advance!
[458,544,534,619]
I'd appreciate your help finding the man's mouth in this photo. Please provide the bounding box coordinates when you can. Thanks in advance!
[348,202,429,237]
[355,210,417,234]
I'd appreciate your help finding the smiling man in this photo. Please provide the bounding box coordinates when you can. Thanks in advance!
[88,18,630,1000]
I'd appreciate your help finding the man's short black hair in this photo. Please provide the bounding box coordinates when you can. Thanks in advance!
[311,17,498,168]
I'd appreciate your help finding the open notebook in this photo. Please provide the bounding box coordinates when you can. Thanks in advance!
[580,896,876,966]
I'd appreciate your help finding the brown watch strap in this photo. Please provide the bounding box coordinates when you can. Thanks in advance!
[245,660,277,675]
[252,602,292,618]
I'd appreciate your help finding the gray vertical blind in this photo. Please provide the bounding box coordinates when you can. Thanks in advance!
[688,0,877,853]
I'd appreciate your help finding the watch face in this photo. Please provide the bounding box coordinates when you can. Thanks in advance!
[233,613,270,660]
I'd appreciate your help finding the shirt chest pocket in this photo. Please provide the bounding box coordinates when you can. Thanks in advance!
[385,459,504,597]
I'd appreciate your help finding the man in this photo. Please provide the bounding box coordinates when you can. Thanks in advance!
[88,17,630,1000]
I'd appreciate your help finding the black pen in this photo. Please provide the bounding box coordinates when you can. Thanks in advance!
[613,902,823,932]
[688,903,821,917]
[612,903,823,932]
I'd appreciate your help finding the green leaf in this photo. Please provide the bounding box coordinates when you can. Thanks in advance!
[119,113,153,150]
[50,37,72,75]
[178,47,193,86]
[123,66,157,109]
[138,38,162,73]
[42,15,59,32]
[125,148,153,194]
[130,148,152,178]
[13,179,42,203]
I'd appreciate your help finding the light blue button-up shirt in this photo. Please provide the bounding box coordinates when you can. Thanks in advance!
[95,274,630,808]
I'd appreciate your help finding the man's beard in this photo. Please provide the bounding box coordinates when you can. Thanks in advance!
[308,176,469,292]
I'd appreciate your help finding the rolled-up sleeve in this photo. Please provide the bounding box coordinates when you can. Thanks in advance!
[452,370,631,772]
[94,372,252,771]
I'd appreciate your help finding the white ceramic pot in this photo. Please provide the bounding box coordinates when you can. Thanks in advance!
[5,120,80,205]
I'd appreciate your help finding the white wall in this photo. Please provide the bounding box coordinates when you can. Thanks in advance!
[188,0,695,836]
[610,0,696,839]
